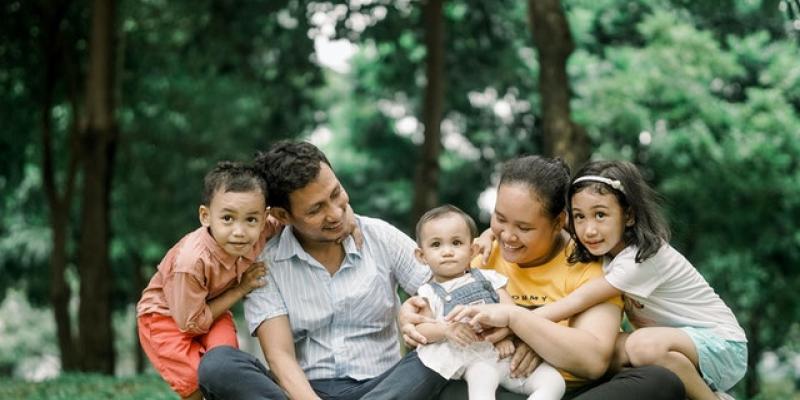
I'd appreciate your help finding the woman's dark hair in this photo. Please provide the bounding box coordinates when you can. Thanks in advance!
[253,140,331,213]
[567,160,670,264]
[498,155,572,220]
[202,161,267,206]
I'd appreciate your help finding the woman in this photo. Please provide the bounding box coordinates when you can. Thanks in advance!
[401,155,685,399]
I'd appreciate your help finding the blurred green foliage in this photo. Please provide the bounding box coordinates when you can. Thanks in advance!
[1,0,799,397]
[0,374,176,400]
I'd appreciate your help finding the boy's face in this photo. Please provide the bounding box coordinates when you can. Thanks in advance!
[415,213,475,283]
[199,189,267,258]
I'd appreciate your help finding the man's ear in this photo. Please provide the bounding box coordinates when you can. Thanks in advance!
[271,207,291,225]
[199,205,211,227]
[414,248,427,265]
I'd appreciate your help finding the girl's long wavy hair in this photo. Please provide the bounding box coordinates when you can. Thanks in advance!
[567,160,670,264]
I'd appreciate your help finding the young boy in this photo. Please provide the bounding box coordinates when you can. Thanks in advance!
[413,204,565,400]
[137,161,278,400]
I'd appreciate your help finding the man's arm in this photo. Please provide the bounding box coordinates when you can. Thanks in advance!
[256,316,320,400]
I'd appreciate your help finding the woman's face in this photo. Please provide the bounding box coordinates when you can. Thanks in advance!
[490,183,564,267]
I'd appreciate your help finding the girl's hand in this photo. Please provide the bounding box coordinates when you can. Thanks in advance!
[446,303,514,329]
[471,229,496,267]
[494,338,516,359]
[399,297,436,347]
[239,262,268,294]
[509,341,540,378]
[445,322,480,347]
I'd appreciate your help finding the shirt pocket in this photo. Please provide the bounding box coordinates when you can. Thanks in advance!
[340,264,395,330]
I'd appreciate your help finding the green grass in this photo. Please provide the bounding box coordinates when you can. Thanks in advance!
[0,374,177,400]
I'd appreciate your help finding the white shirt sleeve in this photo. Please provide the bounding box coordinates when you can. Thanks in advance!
[604,246,668,298]
[417,283,445,319]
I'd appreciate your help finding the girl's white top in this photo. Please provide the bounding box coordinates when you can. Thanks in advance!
[604,244,746,342]
[417,270,508,379]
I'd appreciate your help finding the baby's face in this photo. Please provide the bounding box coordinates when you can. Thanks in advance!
[417,214,474,283]
[200,189,267,257]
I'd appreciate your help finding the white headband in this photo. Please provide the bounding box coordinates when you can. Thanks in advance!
[573,175,625,194]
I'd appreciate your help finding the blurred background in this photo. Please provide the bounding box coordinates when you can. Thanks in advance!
[1,0,799,398]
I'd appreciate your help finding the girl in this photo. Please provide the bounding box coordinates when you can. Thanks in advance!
[532,160,747,400]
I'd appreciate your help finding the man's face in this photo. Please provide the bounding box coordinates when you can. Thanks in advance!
[275,162,350,245]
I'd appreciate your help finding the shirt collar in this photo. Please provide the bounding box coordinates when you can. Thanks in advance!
[273,219,363,263]
[200,226,255,269]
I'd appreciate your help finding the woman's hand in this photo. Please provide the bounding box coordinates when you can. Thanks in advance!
[399,296,436,347]
[509,341,541,378]
[445,322,480,347]
[446,303,515,329]
[471,228,496,267]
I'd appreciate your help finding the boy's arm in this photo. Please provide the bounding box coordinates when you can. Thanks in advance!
[206,262,267,319]
[256,316,321,400]
[532,276,621,323]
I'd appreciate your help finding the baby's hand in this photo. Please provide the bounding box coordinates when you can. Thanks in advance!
[239,262,268,294]
[494,338,515,359]
[445,322,480,347]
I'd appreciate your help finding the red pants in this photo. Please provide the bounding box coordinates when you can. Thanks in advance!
[138,312,239,397]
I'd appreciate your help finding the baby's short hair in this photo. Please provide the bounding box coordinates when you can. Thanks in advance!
[201,161,267,206]
[415,204,478,246]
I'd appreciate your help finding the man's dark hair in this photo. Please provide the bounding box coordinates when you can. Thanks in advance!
[253,140,331,212]
[202,161,267,206]
[415,204,478,246]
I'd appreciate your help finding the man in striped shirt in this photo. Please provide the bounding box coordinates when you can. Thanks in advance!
[198,141,446,400]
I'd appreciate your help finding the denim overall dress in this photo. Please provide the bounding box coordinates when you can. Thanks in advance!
[429,268,500,316]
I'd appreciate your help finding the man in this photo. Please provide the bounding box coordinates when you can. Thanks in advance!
[197,141,447,400]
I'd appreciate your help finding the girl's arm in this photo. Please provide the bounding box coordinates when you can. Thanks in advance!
[414,301,448,343]
[481,288,515,344]
[532,276,621,323]
[416,300,480,346]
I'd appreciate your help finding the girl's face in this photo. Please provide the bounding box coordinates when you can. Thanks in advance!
[491,183,565,267]
[571,188,632,257]
[416,213,474,283]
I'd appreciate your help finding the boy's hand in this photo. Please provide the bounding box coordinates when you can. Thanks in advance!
[239,262,268,294]
[445,322,480,347]
[336,204,364,249]
[494,338,515,359]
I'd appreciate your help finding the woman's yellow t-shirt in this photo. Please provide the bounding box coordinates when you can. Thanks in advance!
[473,241,623,385]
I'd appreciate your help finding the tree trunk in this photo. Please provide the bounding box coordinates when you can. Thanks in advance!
[412,0,445,224]
[132,254,147,374]
[745,310,762,397]
[76,0,117,373]
[38,0,80,372]
[527,0,589,169]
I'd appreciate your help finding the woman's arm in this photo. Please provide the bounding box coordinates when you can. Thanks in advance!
[509,302,621,379]
[532,276,621,323]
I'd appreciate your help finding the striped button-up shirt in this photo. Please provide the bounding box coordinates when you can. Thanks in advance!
[244,215,431,380]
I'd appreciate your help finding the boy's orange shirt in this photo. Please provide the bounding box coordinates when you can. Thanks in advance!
[137,220,279,335]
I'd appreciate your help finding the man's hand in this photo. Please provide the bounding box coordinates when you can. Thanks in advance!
[399,296,436,347]
[445,322,480,347]
[238,262,268,294]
